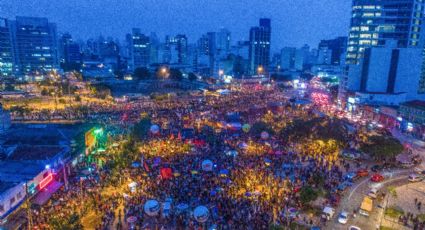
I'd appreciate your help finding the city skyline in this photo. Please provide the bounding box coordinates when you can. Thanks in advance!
[1,0,351,50]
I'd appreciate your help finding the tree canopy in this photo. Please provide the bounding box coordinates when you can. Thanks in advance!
[250,121,274,138]
[169,68,183,81]
[299,186,319,205]
[280,117,349,144]
[133,67,151,80]
[360,135,403,161]
[132,117,152,140]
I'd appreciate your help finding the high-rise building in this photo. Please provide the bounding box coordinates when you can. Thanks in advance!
[10,17,58,76]
[0,18,13,77]
[294,45,310,71]
[249,18,271,75]
[316,47,333,65]
[346,0,425,64]
[59,33,81,69]
[127,28,150,70]
[280,47,296,70]
[216,28,231,53]
[175,34,188,64]
[318,36,347,65]
[347,41,425,105]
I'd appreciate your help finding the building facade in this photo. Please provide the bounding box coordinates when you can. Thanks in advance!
[318,36,347,65]
[0,18,13,77]
[249,18,271,75]
[10,17,59,77]
[127,29,151,70]
[346,0,425,64]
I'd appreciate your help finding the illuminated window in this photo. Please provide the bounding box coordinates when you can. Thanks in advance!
[359,40,371,45]
[360,34,372,38]
[363,13,375,17]
[360,26,369,31]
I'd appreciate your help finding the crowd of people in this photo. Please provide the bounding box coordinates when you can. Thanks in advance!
[27,84,410,230]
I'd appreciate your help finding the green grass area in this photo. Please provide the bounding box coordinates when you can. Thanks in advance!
[380,226,396,230]
[418,214,425,222]
[385,206,404,219]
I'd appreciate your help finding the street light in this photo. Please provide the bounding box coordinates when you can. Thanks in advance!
[219,69,224,77]
[257,66,264,76]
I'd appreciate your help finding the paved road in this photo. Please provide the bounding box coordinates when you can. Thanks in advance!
[326,169,412,230]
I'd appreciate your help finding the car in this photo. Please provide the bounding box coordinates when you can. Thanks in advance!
[414,168,425,175]
[349,226,361,230]
[367,188,378,199]
[337,211,349,224]
[371,165,383,172]
[370,173,384,182]
[356,169,369,177]
[408,173,423,182]
[345,172,357,181]
[337,181,353,192]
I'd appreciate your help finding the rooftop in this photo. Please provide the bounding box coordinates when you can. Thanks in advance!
[8,145,66,161]
[0,161,45,183]
[402,100,425,111]
[0,181,21,194]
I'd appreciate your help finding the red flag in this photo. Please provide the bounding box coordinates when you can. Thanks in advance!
[143,162,150,172]
[178,132,182,140]
[160,167,173,180]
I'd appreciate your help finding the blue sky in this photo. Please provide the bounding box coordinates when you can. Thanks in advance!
[1,0,352,51]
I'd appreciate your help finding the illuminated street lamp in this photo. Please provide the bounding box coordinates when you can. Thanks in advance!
[257,66,264,76]
[159,66,169,79]
[219,69,224,76]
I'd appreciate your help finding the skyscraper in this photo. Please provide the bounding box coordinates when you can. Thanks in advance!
[10,17,58,76]
[249,18,271,75]
[0,18,13,77]
[216,28,231,54]
[346,0,425,64]
[280,47,296,70]
[318,36,347,65]
[175,34,188,65]
[59,33,81,70]
[127,28,151,70]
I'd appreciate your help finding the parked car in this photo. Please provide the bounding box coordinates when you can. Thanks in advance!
[337,181,353,192]
[321,206,335,220]
[356,169,369,177]
[337,211,349,224]
[349,226,361,230]
[345,172,357,181]
[414,168,425,175]
[408,174,423,182]
[341,150,361,160]
[371,165,383,172]
[370,173,384,182]
[367,188,378,199]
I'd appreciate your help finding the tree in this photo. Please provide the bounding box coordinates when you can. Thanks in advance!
[90,84,111,99]
[250,121,274,138]
[132,117,152,140]
[41,88,49,96]
[169,68,183,81]
[299,186,319,205]
[360,135,403,161]
[188,72,197,81]
[48,212,83,230]
[133,67,151,80]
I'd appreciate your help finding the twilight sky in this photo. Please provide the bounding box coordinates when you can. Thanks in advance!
[1,0,351,51]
